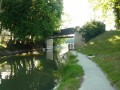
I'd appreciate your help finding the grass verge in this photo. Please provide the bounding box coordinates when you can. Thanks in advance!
[78,30,120,90]
[57,52,84,90]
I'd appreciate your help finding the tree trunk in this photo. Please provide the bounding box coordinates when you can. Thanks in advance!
[0,22,2,32]
[10,31,13,40]
[114,0,120,30]
[0,0,2,32]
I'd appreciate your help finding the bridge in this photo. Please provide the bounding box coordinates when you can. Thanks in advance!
[52,28,75,38]
[47,28,75,49]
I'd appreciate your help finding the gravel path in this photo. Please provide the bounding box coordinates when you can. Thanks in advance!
[71,51,115,90]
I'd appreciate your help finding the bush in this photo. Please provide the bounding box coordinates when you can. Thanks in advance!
[80,20,106,42]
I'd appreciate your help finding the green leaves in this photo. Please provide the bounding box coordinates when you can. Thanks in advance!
[1,0,63,41]
[88,0,120,29]
[80,20,106,42]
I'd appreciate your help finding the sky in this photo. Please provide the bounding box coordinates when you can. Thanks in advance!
[62,0,115,30]
[62,0,93,28]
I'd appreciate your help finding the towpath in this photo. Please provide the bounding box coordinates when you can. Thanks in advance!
[71,51,115,90]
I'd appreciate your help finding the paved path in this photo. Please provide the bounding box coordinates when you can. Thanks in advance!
[71,51,115,90]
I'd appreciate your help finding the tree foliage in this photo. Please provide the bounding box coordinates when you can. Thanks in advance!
[113,1,120,29]
[80,20,106,42]
[0,0,63,41]
[88,0,120,29]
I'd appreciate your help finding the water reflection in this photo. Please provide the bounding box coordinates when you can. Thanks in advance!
[0,38,74,90]
[46,50,53,60]
[0,54,57,90]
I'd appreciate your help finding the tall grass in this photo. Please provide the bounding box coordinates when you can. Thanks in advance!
[57,52,84,90]
[78,30,120,90]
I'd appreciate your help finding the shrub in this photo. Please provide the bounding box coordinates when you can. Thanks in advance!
[80,20,106,42]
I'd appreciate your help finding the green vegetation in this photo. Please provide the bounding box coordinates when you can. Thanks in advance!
[0,45,5,51]
[78,30,120,90]
[79,20,105,42]
[0,0,63,45]
[58,52,84,90]
[88,0,120,29]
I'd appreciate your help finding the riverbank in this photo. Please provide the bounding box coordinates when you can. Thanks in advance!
[72,51,115,90]
[57,52,84,90]
[0,40,45,57]
[0,48,43,57]
[78,31,120,90]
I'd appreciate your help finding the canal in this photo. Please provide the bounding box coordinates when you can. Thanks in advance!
[0,38,74,90]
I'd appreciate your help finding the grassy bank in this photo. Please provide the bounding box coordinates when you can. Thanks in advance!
[57,52,84,90]
[78,30,120,90]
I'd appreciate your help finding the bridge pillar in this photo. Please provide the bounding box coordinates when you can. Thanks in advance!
[46,39,53,49]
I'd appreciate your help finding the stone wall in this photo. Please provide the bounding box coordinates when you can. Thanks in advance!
[74,32,84,48]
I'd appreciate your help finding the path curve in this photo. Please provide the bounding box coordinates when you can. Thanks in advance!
[71,51,115,90]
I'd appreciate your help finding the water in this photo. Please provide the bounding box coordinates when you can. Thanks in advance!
[0,51,58,90]
[0,38,74,90]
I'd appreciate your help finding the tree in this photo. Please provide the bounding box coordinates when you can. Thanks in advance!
[113,0,120,29]
[80,20,106,42]
[0,0,63,41]
[0,0,2,33]
[88,0,120,29]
